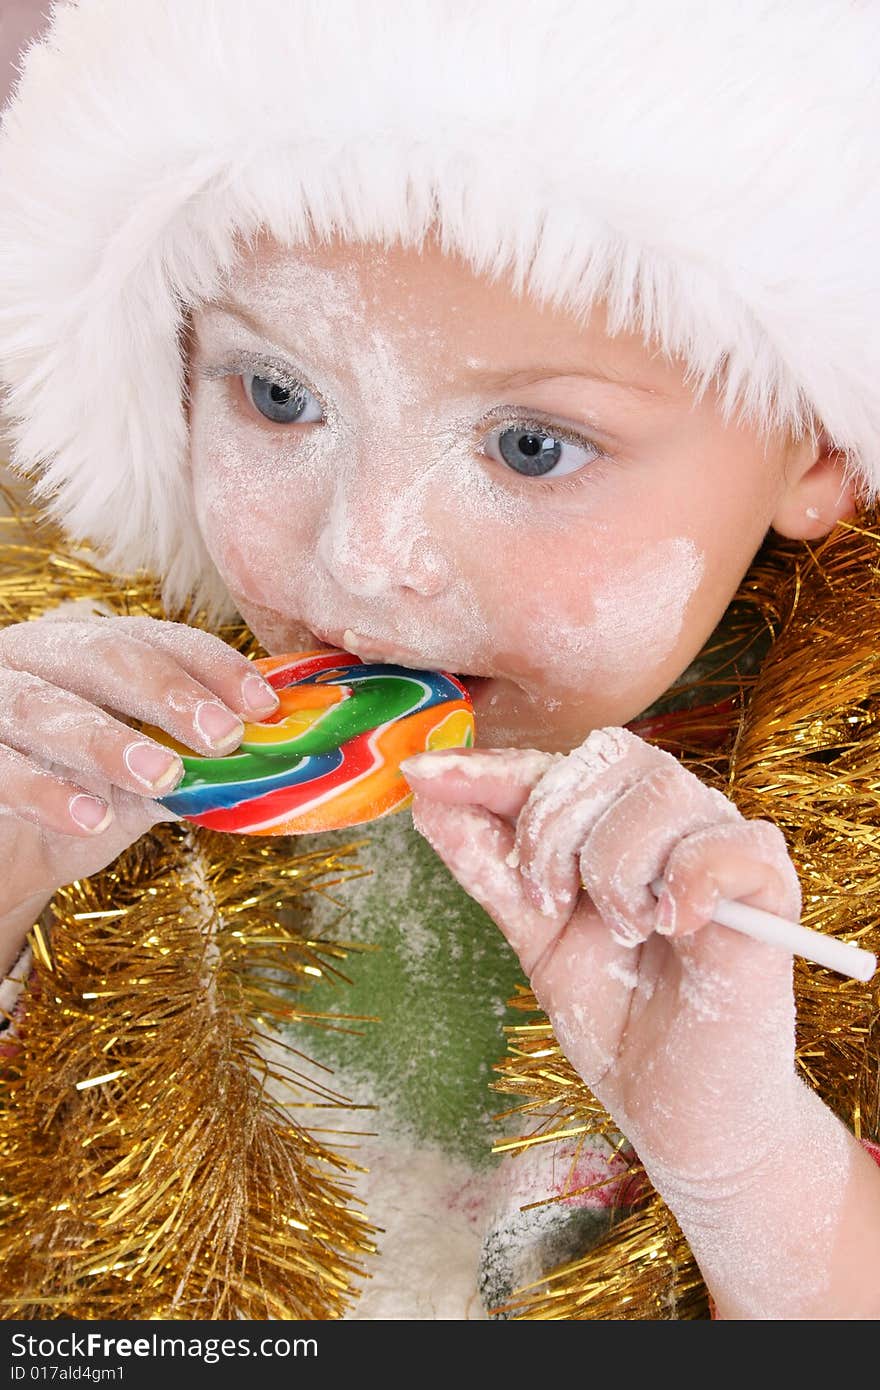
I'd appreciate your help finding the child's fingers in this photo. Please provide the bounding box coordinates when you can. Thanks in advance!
[101,617,280,717]
[410,793,572,972]
[513,729,679,916]
[655,818,802,939]
[401,747,560,821]
[575,765,740,946]
[0,621,249,755]
[0,742,113,837]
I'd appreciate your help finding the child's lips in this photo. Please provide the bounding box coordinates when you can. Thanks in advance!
[306,625,491,705]
[341,628,434,667]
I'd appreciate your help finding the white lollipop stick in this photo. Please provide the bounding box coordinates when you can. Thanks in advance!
[649,878,877,982]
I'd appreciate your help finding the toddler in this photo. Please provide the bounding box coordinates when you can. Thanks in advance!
[1,0,879,1318]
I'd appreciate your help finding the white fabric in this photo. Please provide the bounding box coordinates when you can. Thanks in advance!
[0,0,878,617]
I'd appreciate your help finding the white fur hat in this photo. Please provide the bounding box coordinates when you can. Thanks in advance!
[0,0,878,616]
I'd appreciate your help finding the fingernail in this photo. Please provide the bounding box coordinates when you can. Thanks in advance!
[124,741,183,791]
[241,673,280,714]
[195,700,244,750]
[69,794,113,833]
[654,890,676,935]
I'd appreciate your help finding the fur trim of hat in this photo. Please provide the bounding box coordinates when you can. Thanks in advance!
[0,0,878,616]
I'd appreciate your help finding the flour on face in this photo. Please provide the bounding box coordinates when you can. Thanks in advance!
[550,538,705,690]
[188,235,771,749]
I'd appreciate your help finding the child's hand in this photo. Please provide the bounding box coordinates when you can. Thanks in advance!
[0,615,279,967]
[402,728,803,1203]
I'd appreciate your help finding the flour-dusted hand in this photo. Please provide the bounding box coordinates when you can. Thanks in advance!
[404,733,880,1321]
[401,728,804,1194]
[0,614,280,970]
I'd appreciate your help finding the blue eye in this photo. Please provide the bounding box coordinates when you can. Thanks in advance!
[243,372,323,425]
[484,423,600,479]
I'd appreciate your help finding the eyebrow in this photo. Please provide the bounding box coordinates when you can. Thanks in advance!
[469,365,673,400]
[204,298,675,401]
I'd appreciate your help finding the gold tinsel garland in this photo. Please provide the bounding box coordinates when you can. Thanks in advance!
[0,493,378,1318]
[492,515,880,1318]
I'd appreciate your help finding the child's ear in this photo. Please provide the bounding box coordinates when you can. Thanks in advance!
[770,429,860,539]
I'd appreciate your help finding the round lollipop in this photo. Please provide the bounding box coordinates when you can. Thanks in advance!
[145,649,475,835]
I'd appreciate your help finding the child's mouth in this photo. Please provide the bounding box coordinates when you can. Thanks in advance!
[452,673,486,702]
[304,626,491,710]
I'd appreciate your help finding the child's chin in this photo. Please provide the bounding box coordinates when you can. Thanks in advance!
[460,676,580,753]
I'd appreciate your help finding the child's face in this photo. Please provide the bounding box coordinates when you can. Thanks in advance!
[187,232,816,751]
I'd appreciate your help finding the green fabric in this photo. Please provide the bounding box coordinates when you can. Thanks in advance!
[292,813,524,1168]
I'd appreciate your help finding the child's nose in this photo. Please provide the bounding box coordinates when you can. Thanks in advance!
[315,475,450,599]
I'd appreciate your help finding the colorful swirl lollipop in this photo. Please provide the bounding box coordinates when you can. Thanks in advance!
[147,650,475,835]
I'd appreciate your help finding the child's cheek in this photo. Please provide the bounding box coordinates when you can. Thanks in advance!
[515,537,706,698]
[190,404,319,609]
